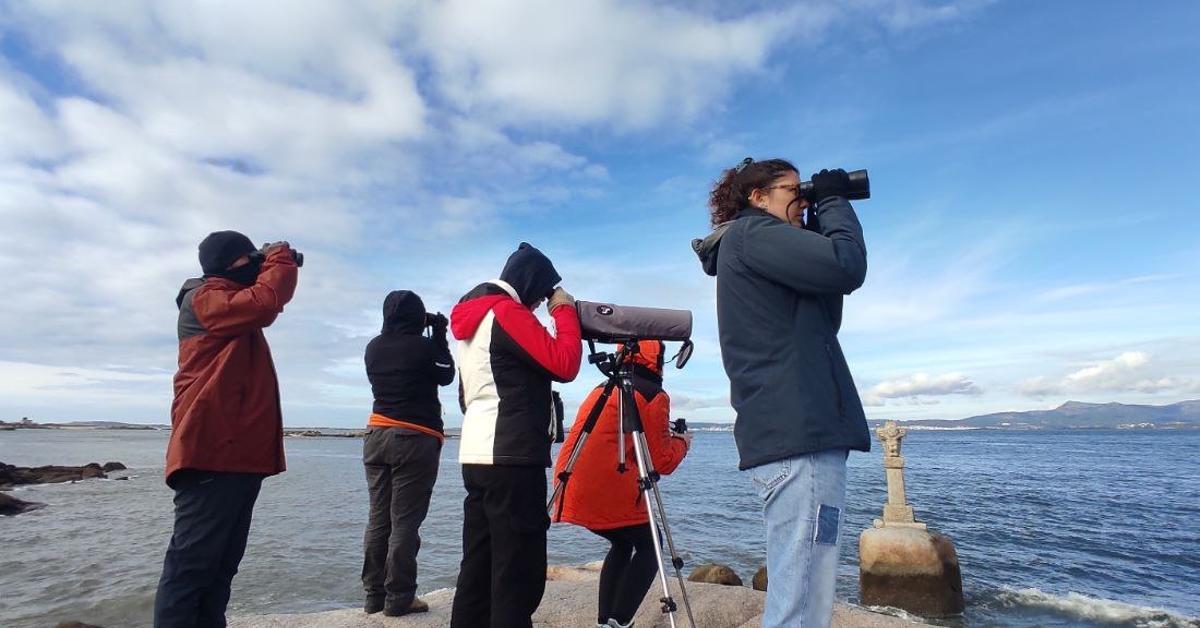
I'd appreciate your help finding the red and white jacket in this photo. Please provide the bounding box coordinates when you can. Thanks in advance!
[451,280,582,466]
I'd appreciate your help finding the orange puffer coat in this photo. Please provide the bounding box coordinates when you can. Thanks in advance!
[551,340,689,530]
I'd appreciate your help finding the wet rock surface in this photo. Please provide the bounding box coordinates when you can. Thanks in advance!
[859,527,965,617]
[0,491,47,516]
[0,461,125,488]
[688,562,744,586]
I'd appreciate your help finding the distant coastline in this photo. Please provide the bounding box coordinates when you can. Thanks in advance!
[5,399,1198,434]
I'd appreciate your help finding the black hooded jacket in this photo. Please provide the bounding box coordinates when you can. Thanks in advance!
[364,290,455,433]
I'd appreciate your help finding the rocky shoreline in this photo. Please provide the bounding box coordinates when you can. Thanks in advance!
[228,564,931,628]
[0,461,127,488]
[0,461,128,516]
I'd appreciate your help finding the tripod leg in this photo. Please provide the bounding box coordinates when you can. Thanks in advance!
[547,431,592,518]
[629,429,692,628]
[547,379,620,518]
[633,431,697,628]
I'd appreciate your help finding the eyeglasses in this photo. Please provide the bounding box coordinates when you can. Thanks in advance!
[763,184,801,195]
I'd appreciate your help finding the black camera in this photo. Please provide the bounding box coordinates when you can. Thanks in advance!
[249,243,304,267]
[424,312,448,328]
[798,169,870,201]
[671,418,688,434]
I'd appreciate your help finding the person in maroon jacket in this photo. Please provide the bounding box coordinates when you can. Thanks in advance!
[155,231,299,628]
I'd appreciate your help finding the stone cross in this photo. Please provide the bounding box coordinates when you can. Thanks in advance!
[874,420,926,529]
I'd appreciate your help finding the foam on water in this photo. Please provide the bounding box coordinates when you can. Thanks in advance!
[994,588,1200,628]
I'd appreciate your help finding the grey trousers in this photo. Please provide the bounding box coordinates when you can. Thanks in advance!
[362,427,441,608]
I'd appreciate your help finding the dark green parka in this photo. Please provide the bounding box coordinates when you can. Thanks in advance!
[693,197,870,470]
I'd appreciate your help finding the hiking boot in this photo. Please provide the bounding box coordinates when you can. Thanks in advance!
[364,594,384,614]
[383,597,430,617]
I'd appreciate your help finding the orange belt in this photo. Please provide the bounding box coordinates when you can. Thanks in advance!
[367,413,445,443]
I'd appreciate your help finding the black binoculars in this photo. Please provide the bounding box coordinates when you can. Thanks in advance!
[799,169,870,201]
[249,243,304,267]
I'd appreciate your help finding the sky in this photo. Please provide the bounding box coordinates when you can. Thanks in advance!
[0,0,1197,427]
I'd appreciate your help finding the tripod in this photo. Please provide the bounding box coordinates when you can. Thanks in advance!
[548,340,696,628]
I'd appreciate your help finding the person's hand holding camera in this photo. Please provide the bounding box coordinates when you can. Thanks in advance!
[426,312,449,334]
[678,431,694,448]
[547,287,575,313]
[809,168,851,203]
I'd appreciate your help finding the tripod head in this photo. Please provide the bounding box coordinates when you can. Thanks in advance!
[586,338,694,377]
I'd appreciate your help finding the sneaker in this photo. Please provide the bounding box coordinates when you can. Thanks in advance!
[606,620,634,628]
[383,597,430,617]
[364,595,384,614]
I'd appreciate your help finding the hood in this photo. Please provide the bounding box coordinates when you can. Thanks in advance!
[175,278,205,308]
[691,221,733,277]
[450,281,519,341]
[629,340,664,376]
[381,290,426,335]
[499,242,561,307]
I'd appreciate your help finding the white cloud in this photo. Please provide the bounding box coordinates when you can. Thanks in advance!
[671,392,731,413]
[862,0,997,32]
[9,1,426,177]
[415,0,808,129]
[862,372,981,406]
[1017,352,1196,398]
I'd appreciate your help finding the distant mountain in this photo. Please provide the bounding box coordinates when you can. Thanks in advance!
[870,400,1200,430]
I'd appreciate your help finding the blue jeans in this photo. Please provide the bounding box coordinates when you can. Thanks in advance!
[746,449,848,628]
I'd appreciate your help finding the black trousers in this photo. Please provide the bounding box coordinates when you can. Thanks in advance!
[361,427,441,609]
[595,524,659,624]
[450,464,549,628]
[154,471,264,628]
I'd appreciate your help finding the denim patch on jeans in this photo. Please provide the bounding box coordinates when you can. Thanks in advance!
[814,504,840,546]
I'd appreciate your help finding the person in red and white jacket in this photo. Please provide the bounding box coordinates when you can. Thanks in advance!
[449,242,582,628]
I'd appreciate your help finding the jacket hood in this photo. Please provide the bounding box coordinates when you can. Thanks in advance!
[691,221,733,277]
[176,278,205,308]
[500,242,561,306]
[450,281,519,340]
[630,340,665,376]
[382,290,426,335]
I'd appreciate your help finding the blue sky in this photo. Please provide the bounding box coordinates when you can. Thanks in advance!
[0,1,1197,427]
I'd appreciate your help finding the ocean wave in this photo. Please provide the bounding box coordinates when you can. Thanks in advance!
[995,587,1200,627]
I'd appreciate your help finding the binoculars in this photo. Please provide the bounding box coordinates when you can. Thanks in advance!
[249,243,304,267]
[799,169,870,201]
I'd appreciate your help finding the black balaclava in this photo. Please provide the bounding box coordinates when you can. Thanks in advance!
[499,242,561,307]
[198,231,259,286]
[381,290,426,335]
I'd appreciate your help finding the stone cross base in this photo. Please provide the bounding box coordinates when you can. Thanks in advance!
[859,527,965,617]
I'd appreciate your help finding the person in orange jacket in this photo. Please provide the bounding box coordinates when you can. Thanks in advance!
[551,340,692,628]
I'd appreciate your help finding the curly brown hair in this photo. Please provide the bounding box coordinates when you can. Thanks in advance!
[707,158,797,227]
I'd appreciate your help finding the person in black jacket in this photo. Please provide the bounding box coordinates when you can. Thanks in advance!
[361,289,455,617]
[693,160,869,628]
